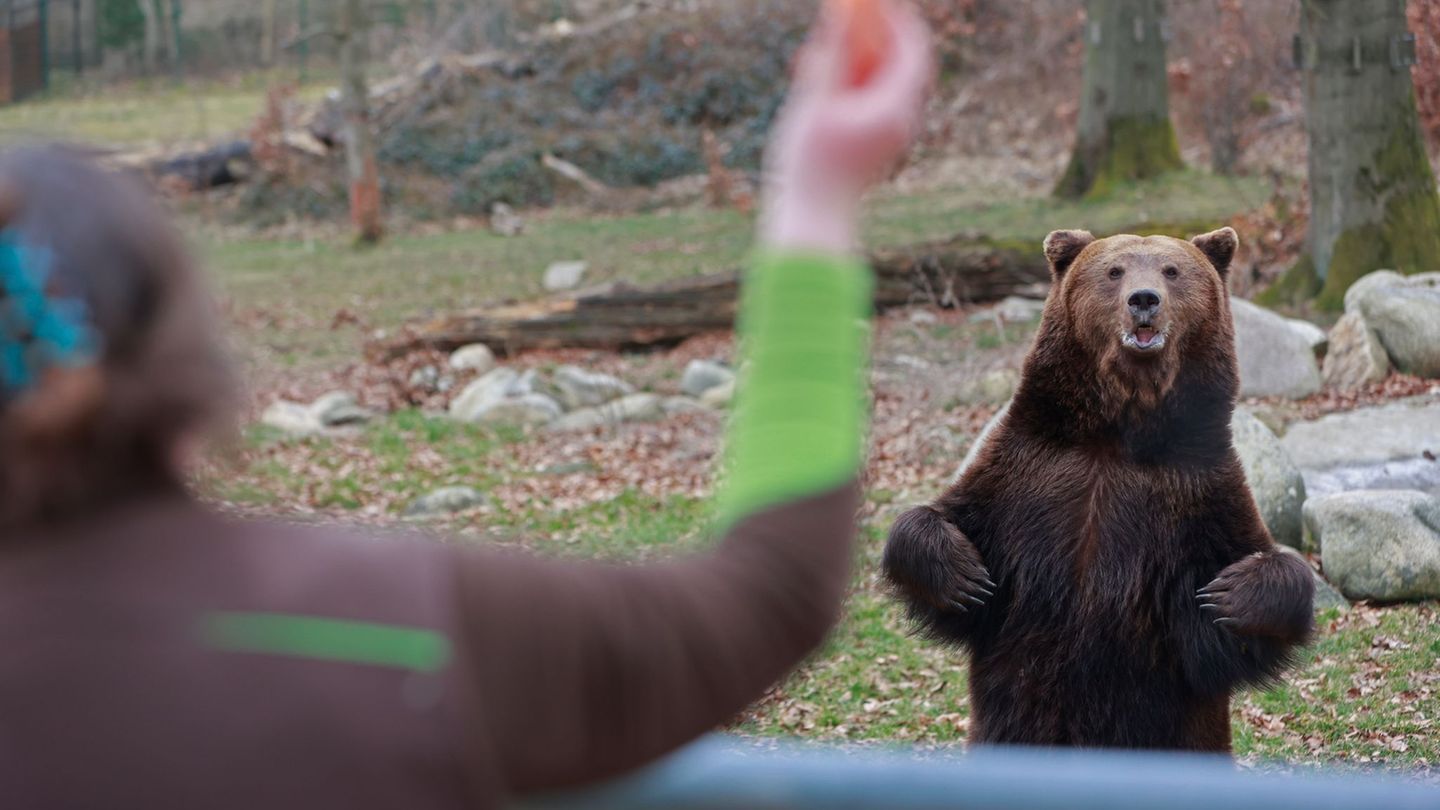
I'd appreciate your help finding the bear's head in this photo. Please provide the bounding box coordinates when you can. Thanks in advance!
[1025,227,1239,426]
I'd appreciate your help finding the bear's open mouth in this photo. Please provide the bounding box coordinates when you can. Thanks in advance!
[1123,325,1167,353]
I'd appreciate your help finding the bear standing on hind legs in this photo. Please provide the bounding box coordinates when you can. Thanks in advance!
[883,228,1315,753]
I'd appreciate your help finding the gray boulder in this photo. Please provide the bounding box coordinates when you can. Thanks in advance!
[469,394,563,428]
[1230,298,1322,399]
[261,400,322,437]
[1280,398,1440,497]
[553,365,634,410]
[681,359,735,398]
[550,393,664,431]
[1321,312,1390,390]
[1304,490,1440,601]
[311,391,372,427]
[1231,407,1306,549]
[662,396,711,415]
[543,261,589,292]
[403,486,487,518]
[700,379,736,408]
[1350,272,1440,378]
[1342,269,1406,314]
[448,367,524,421]
[448,343,497,374]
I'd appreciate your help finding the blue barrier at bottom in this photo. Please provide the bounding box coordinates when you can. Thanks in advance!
[524,734,1439,810]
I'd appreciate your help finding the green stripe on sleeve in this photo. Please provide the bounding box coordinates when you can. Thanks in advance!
[715,251,873,528]
[200,612,452,673]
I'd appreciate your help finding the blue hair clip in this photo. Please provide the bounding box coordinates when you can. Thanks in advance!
[0,231,98,396]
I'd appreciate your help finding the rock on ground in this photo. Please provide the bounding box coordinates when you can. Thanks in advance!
[1322,312,1390,390]
[469,393,563,428]
[490,203,524,237]
[543,261,589,292]
[681,359,735,398]
[553,365,634,410]
[700,379,736,408]
[311,391,372,427]
[403,486,488,518]
[550,393,664,431]
[1280,397,1440,497]
[1350,271,1440,378]
[1232,407,1307,549]
[1230,298,1322,399]
[262,391,372,436]
[261,400,322,437]
[662,396,710,415]
[1304,490,1440,602]
[448,343,497,374]
[448,367,524,421]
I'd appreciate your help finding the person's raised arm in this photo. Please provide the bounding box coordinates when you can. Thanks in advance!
[451,4,934,795]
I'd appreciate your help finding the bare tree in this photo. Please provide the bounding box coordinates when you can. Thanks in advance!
[138,0,160,72]
[1266,0,1440,309]
[1055,0,1184,198]
[337,0,384,244]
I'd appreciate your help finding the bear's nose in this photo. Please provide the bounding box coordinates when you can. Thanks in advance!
[1128,289,1162,320]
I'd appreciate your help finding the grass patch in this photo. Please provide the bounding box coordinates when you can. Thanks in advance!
[0,71,332,148]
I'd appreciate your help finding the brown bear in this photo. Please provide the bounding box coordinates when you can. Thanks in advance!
[882,228,1315,752]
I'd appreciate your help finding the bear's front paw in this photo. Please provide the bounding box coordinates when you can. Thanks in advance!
[883,506,994,616]
[1197,551,1315,642]
[936,536,996,615]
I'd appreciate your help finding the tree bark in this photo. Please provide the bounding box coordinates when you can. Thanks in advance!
[338,0,384,244]
[1268,0,1440,310]
[138,0,159,72]
[1055,0,1184,198]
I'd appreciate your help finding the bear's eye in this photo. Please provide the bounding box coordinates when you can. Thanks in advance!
[1107,267,1124,280]
[1163,265,1180,279]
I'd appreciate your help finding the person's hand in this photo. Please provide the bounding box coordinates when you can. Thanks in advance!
[760,1,935,255]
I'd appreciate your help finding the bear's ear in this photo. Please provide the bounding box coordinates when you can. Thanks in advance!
[1190,227,1239,279]
[1043,230,1095,279]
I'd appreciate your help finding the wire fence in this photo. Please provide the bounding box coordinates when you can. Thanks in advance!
[523,735,1440,810]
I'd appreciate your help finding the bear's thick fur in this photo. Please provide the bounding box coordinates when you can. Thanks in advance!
[883,228,1314,752]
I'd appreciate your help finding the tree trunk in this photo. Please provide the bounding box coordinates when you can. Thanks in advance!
[260,0,278,66]
[338,0,384,244]
[1055,0,1184,198]
[1269,0,1440,310]
[138,0,159,72]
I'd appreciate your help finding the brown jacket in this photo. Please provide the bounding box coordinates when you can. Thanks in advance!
[0,484,854,808]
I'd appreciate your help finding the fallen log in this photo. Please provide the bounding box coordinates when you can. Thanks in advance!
[371,234,1049,359]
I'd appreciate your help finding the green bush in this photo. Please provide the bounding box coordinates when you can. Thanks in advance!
[450,150,555,213]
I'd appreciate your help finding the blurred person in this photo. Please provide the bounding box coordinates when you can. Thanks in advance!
[0,3,933,808]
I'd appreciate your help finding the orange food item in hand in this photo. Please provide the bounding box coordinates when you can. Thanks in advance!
[833,0,892,87]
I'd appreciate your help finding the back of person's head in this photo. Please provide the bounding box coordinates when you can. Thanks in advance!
[0,146,234,530]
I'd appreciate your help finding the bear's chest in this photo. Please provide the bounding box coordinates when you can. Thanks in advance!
[963,444,1203,615]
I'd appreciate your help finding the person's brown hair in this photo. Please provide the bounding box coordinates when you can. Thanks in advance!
[0,146,235,529]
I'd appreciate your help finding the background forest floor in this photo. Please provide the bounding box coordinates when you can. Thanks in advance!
[193,170,1439,772]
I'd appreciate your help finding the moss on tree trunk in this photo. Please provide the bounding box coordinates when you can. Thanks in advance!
[1056,116,1185,199]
